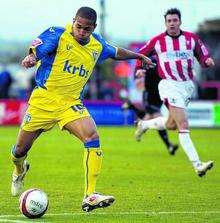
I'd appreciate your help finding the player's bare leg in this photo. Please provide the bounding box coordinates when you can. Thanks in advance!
[64,117,115,212]
[135,112,178,154]
[165,114,177,130]
[135,115,167,141]
[169,105,214,176]
[11,129,43,196]
[148,113,178,155]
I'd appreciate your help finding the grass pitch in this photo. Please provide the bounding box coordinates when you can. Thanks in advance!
[0,126,220,222]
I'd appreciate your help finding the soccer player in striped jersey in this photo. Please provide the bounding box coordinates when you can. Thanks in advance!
[10,7,154,212]
[135,8,215,177]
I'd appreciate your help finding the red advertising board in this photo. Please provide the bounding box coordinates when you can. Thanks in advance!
[0,100,27,125]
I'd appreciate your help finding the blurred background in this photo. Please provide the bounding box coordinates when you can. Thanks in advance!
[0,0,220,126]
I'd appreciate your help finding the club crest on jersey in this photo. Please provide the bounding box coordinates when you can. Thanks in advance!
[31,38,43,47]
[92,51,99,61]
[66,44,73,50]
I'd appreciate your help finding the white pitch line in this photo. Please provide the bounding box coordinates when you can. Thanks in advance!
[0,220,30,223]
[1,211,220,219]
[0,218,50,223]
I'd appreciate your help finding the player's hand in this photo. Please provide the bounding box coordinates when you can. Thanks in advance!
[135,69,146,78]
[205,57,215,67]
[139,54,156,68]
[21,54,37,68]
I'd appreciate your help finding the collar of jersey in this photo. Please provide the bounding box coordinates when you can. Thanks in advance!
[165,30,183,39]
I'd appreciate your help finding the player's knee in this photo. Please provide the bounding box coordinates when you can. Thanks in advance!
[166,124,173,130]
[172,124,177,130]
[167,122,177,130]
[165,117,177,130]
[179,120,189,130]
[85,131,99,142]
[166,121,174,130]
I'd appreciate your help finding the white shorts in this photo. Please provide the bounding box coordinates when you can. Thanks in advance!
[158,79,195,109]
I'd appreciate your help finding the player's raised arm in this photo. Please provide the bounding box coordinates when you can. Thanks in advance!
[94,34,155,67]
[115,47,155,67]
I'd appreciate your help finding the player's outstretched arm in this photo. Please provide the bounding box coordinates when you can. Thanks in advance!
[115,47,156,67]
[21,54,37,68]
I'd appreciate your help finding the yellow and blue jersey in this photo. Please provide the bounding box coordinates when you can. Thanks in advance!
[29,24,117,111]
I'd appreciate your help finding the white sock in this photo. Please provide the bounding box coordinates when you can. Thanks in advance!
[141,117,167,130]
[178,130,201,168]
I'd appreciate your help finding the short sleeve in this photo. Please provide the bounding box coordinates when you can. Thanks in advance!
[92,33,117,63]
[29,27,65,60]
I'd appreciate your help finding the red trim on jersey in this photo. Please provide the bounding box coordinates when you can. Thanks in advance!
[158,63,166,79]
[184,32,192,50]
[163,98,169,109]
[192,32,210,68]
[187,59,193,79]
[176,60,186,81]
[159,36,167,52]
[135,39,155,69]
[172,38,180,51]
[164,62,177,80]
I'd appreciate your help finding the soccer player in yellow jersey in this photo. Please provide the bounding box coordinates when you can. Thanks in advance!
[11,6,154,212]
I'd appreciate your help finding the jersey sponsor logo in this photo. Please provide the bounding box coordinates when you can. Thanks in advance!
[166,51,192,60]
[31,38,43,47]
[63,60,89,78]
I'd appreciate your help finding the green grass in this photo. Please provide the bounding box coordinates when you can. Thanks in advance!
[0,126,220,222]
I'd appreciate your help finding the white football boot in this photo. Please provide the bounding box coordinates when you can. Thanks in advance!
[135,120,147,142]
[82,192,115,212]
[195,161,214,177]
[11,160,30,196]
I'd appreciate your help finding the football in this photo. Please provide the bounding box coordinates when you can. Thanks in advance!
[19,188,49,219]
